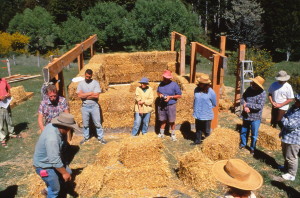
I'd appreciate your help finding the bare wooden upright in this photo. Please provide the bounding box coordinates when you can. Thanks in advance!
[170,31,187,76]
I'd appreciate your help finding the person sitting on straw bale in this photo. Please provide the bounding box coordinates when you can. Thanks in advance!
[240,76,266,155]
[131,77,154,136]
[33,112,81,197]
[157,70,182,141]
[0,77,20,148]
[212,159,263,198]
[279,93,300,181]
[191,74,216,145]
[268,70,294,129]
[77,69,107,145]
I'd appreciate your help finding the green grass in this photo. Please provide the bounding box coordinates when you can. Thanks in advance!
[1,54,300,197]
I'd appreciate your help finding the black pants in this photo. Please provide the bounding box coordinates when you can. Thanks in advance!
[195,119,211,143]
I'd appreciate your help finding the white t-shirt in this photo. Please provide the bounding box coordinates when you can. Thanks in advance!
[268,81,294,110]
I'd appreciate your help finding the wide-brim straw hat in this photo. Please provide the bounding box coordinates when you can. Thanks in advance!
[162,70,173,79]
[196,73,211,84]
[212,159,263,191]
[275,70,290,81]
[51,112,81,133]
[249,76,265,90]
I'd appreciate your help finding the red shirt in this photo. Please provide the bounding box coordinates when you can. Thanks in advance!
[0,78,10,97]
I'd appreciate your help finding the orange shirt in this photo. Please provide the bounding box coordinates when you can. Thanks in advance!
[0,78,10,97]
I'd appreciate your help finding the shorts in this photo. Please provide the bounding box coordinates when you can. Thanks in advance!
[158,103,176,123]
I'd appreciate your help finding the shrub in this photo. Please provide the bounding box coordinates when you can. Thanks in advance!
[290,76,300,94]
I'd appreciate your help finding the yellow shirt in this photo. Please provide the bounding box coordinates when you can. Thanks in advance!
[134,86,154,113]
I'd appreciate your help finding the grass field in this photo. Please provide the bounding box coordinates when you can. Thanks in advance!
[0,54,299,197]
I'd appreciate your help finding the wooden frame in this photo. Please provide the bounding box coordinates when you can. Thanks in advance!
[170,31,186,75]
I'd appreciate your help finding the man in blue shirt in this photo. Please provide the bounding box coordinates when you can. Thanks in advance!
[157,70,182,141]
[33,112,80,198]
[280,93,300,181]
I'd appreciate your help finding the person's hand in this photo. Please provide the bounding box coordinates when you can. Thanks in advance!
[244,106,250,113]
[62,173,71,182]
[138,101,144,105]
[159,94,164,98]
[0,95,5,101]
[164,96,172,102]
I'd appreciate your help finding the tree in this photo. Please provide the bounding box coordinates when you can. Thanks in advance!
[0,0,24,31]
[7,6,59,54]
[0,32,30,56]
[124,0,205,50]
[224,0,264,48]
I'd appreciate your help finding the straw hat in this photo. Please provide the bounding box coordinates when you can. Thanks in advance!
[275,70,290,81]
[51,112,81,132]
[139,77,149,84]
[212,159,263,191]
[162,70,173,79]
[249,76,265,90]
[196,74,211,84]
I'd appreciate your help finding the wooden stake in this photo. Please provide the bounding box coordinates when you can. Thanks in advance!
[190,42,197,83]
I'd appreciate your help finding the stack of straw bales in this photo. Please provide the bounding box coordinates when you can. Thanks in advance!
[74,134,172,197]
[257,123,281,150]
[10,85,34,107]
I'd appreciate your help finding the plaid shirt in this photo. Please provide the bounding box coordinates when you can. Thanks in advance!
[280,105,300,145]
[38,96,68,125]
[241,87,266,121]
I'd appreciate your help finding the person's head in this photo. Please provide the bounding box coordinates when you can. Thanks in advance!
[46,85,58,103]
[196,74,211,92]
[295,93,300,107]
[51,112,81,136]
[249,76,265,91]
[212,159,263,194]
[275,70,290,84]
[85,69,93,83]
[162,70,172,83]
[139,77,149,89]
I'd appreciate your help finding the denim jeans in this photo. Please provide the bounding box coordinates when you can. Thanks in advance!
[240,119,261,151]
[195,119,211,143]
[0,107,15,141]
[81,103,104,140]
[131,113,151,136]
[35,167,72,198]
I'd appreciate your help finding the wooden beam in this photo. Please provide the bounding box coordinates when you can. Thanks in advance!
[77,53,84,72]
[234,44,246,113]
[171,32,175,51]
[179,36,186,76]
[190,42,197,83]
[211,54,220,129]
[58,71,65,97]
[219,36,226,87]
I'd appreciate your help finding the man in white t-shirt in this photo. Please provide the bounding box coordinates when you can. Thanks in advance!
[268,70,294,129]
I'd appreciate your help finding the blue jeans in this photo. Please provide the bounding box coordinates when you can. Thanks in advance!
[81,103,104,140]
[35,167,72,198]
[240,119,261,151]
[131,113,151,136]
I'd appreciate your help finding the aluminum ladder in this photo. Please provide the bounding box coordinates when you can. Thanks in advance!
[240,60,254,95]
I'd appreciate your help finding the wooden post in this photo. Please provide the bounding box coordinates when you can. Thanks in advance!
[6,59,11,76]
[77,53,84,72]
[219,36,226,87]
[211,54,220,129]
[189,42,197,83]
[90,44,95,57]
[170,32,175,51]
[58,71,65,97]
[180,36,186,76]
[234,44,246,114]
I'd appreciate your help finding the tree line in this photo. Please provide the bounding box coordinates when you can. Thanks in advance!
[0,0,299,61]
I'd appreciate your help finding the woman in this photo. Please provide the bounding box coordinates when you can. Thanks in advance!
[212,159,263,198]
[131,77,154,136]
[191,74,216,145]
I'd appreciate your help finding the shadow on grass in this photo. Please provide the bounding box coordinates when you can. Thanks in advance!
[65,168,84,198]
[0,185,18,198]
[253,149,280,169]
[64,145,80,165]
[271,180,300,198]
[14,122,28,134]
[179,121,195,141]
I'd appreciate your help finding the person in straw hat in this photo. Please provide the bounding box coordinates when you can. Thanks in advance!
[157,70,182,141]
[212,159,263,198]
[279,93,300,181]
[191,73,216,145]
[33,112,81,197]
[268,70,294,129]
[240,76,266,155]
[131,77,154,136]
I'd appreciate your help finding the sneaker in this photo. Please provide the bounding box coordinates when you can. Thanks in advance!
[282,173,295,181]
[250,150,255,155]
[98,139,107,144]
[171,134,177,141]
[158,133,165,138]
[80,138,89,145]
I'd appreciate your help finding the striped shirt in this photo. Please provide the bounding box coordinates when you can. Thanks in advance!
[281,105,300,145]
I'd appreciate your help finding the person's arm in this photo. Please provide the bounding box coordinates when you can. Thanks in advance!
[86,92,99,100]
[144,88,154,106]
[268,93,276,106]
[77,90,92,99]
[246,91,266,111]
[38,113,45,131]
[275,98,293,108]
[55,167,71,182]
[210,89,217,108]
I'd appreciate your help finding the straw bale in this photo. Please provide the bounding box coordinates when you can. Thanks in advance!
[19,173,45,198]
[10,86,26,101]
[201,127,239,161]
[219,98,233,111]
[74,165,106,197]
[178,148,216,192]
[95,141,121,166]
[257,123,281,150]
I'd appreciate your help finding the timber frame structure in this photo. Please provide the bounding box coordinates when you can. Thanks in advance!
[43,34,97,96]
[189,36,227,129]
[170,31,187,76]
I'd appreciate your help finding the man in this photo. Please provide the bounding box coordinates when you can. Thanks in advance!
[280,93,300,181]
[268,70,294,129]
[0,77,18,148]
[157,70,182,141]
[38,85,69,131]
[76,69,107,144]
[33,112,80,197]
[240,76,266,155]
